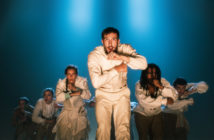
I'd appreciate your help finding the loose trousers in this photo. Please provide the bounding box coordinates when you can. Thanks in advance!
[134,112,163,140]
[95,88,131,140]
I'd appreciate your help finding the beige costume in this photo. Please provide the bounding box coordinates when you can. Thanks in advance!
[55,76,91,140]
[32,98,58,140]
[134,78,177,140]
[88,44,147,140]
[163,81,208,132]
[134,78,177,117]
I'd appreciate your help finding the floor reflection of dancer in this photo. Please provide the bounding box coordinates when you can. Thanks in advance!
[55,65,91,140]
[133,63,177,140]
[88,27,147,140]
[162,78,208,140]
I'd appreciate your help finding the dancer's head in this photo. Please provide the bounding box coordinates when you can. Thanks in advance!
[42,88,54,104]
[173,78,187,96]
[101,27,120,54]
[140,63,161,88]
[18,96,29,109]
[65,65,78,85]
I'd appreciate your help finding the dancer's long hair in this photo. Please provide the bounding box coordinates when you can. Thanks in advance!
[139,63,162,98]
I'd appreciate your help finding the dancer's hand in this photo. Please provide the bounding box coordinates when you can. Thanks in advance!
[67,84,76,91]
[89,101,95,107]
[153,79,164,89]
[108,52,120,60]
[166,97,174,105]
[69,91,81,96]
[45,119,55,124]
[108,52,130,63]
[187,86,197,94]
[114,63,127,72]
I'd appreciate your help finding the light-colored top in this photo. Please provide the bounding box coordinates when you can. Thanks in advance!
[162,81,208,128]
[134,78,178,117]
[163,98,193,114]
[55,76,91,137]
[32,98,58,125]
[88,44,147,93]
[164,81,208,113]
[56,76,91,104]
[180,81,208,98]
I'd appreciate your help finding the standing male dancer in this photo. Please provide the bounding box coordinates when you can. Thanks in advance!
[88,27,147,140]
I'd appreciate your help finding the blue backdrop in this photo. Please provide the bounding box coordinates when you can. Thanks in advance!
[0,0,213,139]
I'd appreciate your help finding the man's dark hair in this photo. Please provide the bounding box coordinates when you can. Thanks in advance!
[64,65,78,75]
[42,88,55,97]
[173,78,187,87]
[102,27,119,39]
[140,63,161,89]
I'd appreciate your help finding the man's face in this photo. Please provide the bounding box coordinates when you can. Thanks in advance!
[66,69,77,84]
[174,84,186,96]
[102,32,120,54]
[43,91,53,104]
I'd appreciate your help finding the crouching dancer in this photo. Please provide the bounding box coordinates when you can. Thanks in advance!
[162,78,208,140]
[32,88,58,140]
[133,63,177,140]
[55,65,91,140]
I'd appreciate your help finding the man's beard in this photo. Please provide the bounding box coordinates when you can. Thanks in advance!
[104,45,118,54]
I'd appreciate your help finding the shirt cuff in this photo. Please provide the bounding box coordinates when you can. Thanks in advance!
[65,93,70,99]
[161,98,167,105]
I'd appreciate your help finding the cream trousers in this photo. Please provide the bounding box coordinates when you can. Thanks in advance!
[95,88,131,140]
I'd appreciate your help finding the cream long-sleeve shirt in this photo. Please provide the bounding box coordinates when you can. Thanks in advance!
[55,76,91,137]
[180,81,208,98]
[163,81,208,113]
[32,98,58,125]
[164,81,208,113]
[134,78,178,117]
[162,81,208,128]
[163,98,194,114]
[55,76,91,104]
[88,44,147,92]
[166,81,208,111]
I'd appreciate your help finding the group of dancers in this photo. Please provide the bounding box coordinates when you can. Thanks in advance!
[12,27,208,140]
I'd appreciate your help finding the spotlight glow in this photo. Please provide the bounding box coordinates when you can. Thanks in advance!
[128,0,150,32]
[69,0,94,29]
